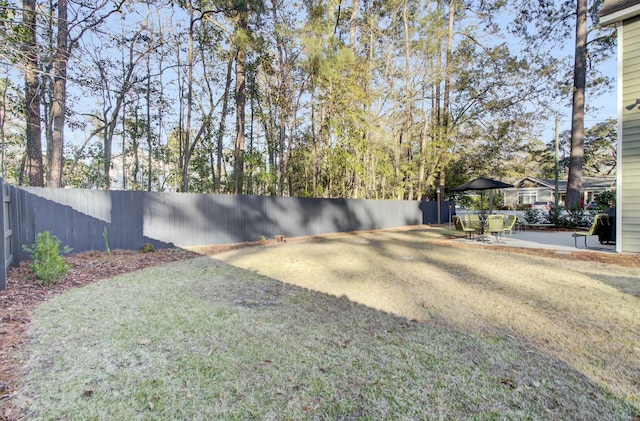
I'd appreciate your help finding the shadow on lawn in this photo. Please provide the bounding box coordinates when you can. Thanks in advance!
[14,250,639,420]
[212,228,640,416]
[574,272,640,299]
[200,250,638,418]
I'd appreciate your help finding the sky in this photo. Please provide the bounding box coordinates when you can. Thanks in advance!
[21,1,622,171]
[546,58,618,141]
[490,8,620,145]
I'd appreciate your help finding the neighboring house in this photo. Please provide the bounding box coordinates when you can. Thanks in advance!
[601,0,640,253]
[503,176,616,208]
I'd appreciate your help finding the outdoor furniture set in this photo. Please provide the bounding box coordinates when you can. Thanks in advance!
[454,212,614,249]
[453,214,517,243]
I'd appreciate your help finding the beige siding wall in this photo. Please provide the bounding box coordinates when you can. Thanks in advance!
[622,15,640,252]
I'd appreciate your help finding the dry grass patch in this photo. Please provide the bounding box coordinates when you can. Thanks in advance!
[213,227,640,409]
[11,227,639,420]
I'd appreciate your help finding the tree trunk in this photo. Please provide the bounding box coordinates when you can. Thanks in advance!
[181,5,196,193]
[216,52,234,193]
[176,45,184,191]
[273,6,288,196]
[565,0,587,209]
[233,12,248,195]
[98,35,140,190]
[49,0,68,188]
[443,0,454,132]
[438,0,455,201]
[417,111,428,200]
[23,0,44,187]
[121,93,127,190]
[349,0,359,50]
[133,111,140,190]
[403,0,413,200]
[0,78,8,178]
[103,113,116,190]
[146,49,153,191]
[311,87,318,196]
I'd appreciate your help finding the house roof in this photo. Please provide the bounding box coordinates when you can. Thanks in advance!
[513,177,554,189]
[511,176,616,191]
[600,0,640,24]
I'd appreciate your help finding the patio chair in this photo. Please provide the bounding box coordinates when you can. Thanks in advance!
[503,215,517,235]
[483,214,505,242]
[453,215,476,239]
[572,214,609,248]
[464,213,483,233]
[515,214,529,231]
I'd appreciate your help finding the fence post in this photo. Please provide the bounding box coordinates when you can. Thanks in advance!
[0,177,10,290]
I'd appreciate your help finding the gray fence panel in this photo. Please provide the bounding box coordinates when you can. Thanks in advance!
[111,191,141,250]
[8,185,452,267]
[68,189,108,252]
[15,187,112,262]
[17,187,32,260]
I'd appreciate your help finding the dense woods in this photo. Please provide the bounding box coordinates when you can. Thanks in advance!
[0,0,616,199]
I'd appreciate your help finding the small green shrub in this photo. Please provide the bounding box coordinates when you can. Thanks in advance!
[524,208,545,224]
[547,204,564,226]
[455,195,475,210]
[564,205,591,228]
[23,231,72,286]
[139,243,155,253]
[594,190,616,209]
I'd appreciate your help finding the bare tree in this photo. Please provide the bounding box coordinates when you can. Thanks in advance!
[233,9,248,194]
[23,0,44,186]
[215,52,234,193]
[47,0,68,188]
[46,0,124,187]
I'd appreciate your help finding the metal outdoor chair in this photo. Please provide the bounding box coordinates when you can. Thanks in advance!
[515,214,530,231]
[503,215,517,235]
[453,215,476,239]
[483,214,505,242]
[572,214,609,248]
[464,214,483,234]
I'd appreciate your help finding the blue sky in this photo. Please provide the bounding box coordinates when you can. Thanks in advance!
[491,7,619,144]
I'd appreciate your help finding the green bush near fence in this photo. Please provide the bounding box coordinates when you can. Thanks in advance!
[524,208,546,224]
[563,206,592,228]
[547,203,564,226]
[22,231,72,286]
[525,204,597,229]
[594,189,616,209]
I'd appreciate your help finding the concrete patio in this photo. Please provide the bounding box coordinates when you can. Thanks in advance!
[460,229,617,253]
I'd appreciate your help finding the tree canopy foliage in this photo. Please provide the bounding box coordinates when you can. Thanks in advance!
[0,0,616,199]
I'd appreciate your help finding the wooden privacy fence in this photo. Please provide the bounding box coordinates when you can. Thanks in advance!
[1,180,453,290]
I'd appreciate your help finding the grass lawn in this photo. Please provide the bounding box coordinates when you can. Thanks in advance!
[14,228,640,420]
